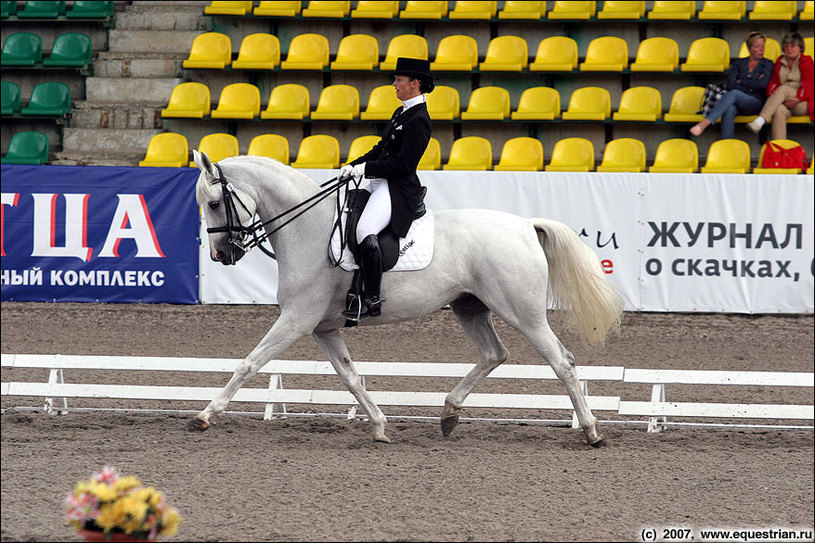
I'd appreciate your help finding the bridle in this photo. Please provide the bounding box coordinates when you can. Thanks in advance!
[206,163,353,253]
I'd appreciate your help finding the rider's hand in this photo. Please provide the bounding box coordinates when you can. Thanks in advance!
[351,163,366,180]
[338,164,354,180]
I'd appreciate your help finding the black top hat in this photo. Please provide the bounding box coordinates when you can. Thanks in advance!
[393,57,433,80]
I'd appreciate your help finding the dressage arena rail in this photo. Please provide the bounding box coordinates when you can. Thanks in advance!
[1,354,813,432]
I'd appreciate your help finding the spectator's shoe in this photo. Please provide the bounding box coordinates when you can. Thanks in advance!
[746,116,765,134]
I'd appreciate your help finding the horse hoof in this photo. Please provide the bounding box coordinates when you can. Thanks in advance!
[589,436,606,448]
[186,418,210,432]
[441,415,459,437]
[374,434,391,444]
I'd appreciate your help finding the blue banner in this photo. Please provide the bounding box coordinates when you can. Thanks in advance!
[1,165,200,303]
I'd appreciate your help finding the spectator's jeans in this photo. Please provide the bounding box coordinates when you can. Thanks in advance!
[705,89,763,139]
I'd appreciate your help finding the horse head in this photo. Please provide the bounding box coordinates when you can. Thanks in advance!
[193,149,258,265]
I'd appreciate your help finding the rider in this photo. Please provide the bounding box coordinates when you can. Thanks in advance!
[338,57,434,320]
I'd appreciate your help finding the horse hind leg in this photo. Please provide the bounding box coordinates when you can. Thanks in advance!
[442,296,509,437]
[523,323,604,447]
[312,329,390,443]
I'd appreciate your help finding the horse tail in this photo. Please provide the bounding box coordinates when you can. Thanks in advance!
[532,218,624,347]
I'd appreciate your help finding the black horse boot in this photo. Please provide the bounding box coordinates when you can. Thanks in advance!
[342,234,383,320]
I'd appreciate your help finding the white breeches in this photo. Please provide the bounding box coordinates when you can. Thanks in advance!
[356,178,392,240]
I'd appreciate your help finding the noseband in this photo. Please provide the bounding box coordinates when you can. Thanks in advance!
[205,163,352,253]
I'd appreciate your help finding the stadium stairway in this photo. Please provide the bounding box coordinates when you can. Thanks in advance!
[54,1,206,165]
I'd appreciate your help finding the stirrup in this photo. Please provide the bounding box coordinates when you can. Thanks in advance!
[341,295,381,321]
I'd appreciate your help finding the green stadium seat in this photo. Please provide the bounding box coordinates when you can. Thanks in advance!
[1,81,22,115]
[2,32,43,66]
[1,130,50,164]
[43,33,92,68]
[21,81,71,116]
[16,1,65,18]
[1,0,18,18]
[66,0,113,18]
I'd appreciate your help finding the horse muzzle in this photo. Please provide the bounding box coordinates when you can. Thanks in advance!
[212,246,245,265]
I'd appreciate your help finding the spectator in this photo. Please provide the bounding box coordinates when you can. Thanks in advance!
[690,32,774,138]
[747,32,814,139]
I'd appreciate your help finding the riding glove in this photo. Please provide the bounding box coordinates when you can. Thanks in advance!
[339,164,354,180]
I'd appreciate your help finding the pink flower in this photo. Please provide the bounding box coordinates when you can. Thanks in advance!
[65,492,100,522]
[92,466,119,485]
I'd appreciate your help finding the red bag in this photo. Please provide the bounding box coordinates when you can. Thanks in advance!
[761,142,810,170]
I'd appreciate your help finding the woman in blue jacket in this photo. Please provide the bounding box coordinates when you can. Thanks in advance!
[690,31,775,138]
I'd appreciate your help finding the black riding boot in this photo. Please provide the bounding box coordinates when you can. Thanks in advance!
[342,234,383,320]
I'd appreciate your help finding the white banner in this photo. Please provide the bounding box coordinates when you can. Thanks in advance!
[200,170,814,314]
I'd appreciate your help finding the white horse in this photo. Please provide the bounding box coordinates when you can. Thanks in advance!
[190,150,624,446]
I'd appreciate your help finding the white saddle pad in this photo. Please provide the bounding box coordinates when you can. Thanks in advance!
[329,207,435,272]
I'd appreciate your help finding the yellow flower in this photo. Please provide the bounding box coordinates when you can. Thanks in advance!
[95,503,127,532]
[159,509,182,536]
[113,476,143,493]
[87,481,118,502]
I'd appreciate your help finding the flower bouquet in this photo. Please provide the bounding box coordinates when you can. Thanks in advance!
[65,467,182,542]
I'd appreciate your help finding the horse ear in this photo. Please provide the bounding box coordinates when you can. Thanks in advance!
[193,149,218,181]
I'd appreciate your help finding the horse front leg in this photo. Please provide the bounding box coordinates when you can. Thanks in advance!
[187,313,311,431]
[312,329,390,443]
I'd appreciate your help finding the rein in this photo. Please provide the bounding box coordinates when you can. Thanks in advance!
[206,163,353,252]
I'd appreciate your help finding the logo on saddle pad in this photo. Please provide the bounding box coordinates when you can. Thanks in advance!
[329,193,434,273]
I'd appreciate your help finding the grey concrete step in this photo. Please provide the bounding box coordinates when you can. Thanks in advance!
[108,29,202,54]
[61,127,162,155]
[85,76,183,104]
[115,3,209,31]
[69,102,164,130]
[93,55,184,78]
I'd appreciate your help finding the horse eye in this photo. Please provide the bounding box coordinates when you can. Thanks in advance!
[208,201,220,210]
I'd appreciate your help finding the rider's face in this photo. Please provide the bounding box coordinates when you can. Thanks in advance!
[393,75,420,101]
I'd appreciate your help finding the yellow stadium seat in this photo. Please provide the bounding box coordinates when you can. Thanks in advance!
[700,139,751,173]
[681,37,730,72]
[597,138,646,172]
[498,0,544,19]
[612,86,662,122]
[331,34,379,70]
[190,133,239,167]
[562,87,611,121]
[351,0,398,18]
[597,1,645,19]
[738,38,780,62]
[647,0,695,19]
[418,137,441,170]
[630,37,679,72]
[494,137,544,171]
[301,1,349,18]
[698,1,746,20]
[360,85,402,120]
[803,37,814,57]
[753,139,806,174]
[399,1,448,19]
[547,1,595,20]
[460,86,510,120]
[310,84,359,120]
[580,36,629,71]
[254,1,302,17]
[663,86,705,122]
[511,87,560,120]
[204,1,252,15]
[161,82,210,119]
[291,134,340,169]
[280,33,329,70]
[448,1,497,20]
[649,138,699,173]
[261,84,310,120]
[749,0,796,20]
[529,36,577,71]
[182,32,231,69]
[430,35,478,71]
[800,1,814,20]
[210,83,261,119]
[443,136,493,171]
[231,33,280,70]
[545,137,595,172]
[139,133,188,168]
[379,35,428,71]
[425,86,460,120]
[479,35,528,71]
[345,135,380,164]
[247,134,290,164]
